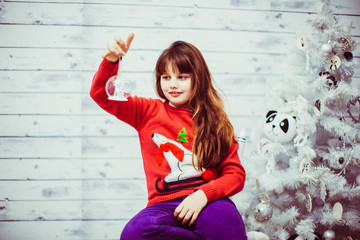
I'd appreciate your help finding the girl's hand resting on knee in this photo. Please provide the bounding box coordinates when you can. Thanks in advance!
[174,190,208,226]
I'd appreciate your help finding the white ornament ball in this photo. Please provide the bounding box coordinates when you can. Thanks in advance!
[264,110,297,143]
[321,43,332,53]
[105,74,132,101]
[323,230,335,240]
[254,201,273,222]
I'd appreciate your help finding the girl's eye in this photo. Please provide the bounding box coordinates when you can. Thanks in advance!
[161,75,170,80]
[178,75,189,80]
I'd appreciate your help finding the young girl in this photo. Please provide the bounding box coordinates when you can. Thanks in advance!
[90,33,247,240]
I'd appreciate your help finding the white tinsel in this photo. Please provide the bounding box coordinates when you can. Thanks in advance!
[274,229,289,240]
[294,219,315,239]
[319,203,343,226]
[343,211,360,231]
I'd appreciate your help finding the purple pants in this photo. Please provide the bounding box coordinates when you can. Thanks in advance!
[120,197,247,240]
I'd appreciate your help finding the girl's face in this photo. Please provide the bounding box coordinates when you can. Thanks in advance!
[160,63,192,108]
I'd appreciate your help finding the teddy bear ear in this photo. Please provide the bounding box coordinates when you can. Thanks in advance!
[266,110,277,118]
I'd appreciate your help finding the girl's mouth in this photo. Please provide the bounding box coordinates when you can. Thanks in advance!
[169,91,182,97]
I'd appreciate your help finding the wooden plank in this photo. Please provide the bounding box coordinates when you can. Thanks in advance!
[2,47,358,78]
[0,137,80,158]
[2,0,359,19]
[0,115,80,137]
[0,48,287,74]
[0,48,106,72]
[0,70,358,98]
[0,179,147,201]
[0,137,142,158]
[0,70,88,93]
[1,25,359,54]
[0,220,128,240]
[0,158,145,180]
[0,120,261,159]
[0,25,317,54]
[1,49,358,81]
[87,93,268,116]
[0,70,156,95]
[0,115,138,137]
[0,2,316,33]
[0,114,262,139]
[0,122,261,157]
[0,92,267,115]
[0,69,286,95]
[0,199,146,221]
[0,93,83,114]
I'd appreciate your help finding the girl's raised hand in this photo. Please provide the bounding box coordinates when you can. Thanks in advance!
[102,33,135,63]
[174,190,208,226]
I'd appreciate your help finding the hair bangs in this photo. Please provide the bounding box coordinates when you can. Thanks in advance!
[156,48,193,77]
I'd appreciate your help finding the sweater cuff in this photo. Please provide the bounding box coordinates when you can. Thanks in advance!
[199,182,217,203]
[100,58,120,76]
[107,56,122,65]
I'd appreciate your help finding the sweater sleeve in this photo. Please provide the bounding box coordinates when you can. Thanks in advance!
[90,58,152,129]
[198,139,246,203]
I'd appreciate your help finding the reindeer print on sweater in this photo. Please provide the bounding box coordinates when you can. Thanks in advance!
[151,133,214,193]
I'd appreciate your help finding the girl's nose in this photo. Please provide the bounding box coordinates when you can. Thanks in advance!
[169,79,178,89]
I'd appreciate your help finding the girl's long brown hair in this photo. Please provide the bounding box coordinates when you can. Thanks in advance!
[155,41,235,170]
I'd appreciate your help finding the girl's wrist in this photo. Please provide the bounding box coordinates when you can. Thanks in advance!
[196,189,208,203]
[106,56,122,64]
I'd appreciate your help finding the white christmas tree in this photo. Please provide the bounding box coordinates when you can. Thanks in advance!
[237,0,360,239]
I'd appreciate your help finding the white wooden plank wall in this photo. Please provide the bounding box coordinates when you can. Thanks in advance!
[0,0,359,239]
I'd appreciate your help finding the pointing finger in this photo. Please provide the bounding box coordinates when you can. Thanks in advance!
[113,33,134,53]
[126,33,135,49]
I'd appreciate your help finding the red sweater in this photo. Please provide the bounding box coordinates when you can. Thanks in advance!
[90,59,246,207]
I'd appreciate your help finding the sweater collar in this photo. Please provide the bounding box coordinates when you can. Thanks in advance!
[164,101,193,114]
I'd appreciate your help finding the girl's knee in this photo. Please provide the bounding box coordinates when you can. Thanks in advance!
[208,198,239,215]
[196,198,246,236]
[120,220,140,240]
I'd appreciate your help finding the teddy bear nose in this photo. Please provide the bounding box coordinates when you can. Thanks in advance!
[272,125,276,129]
